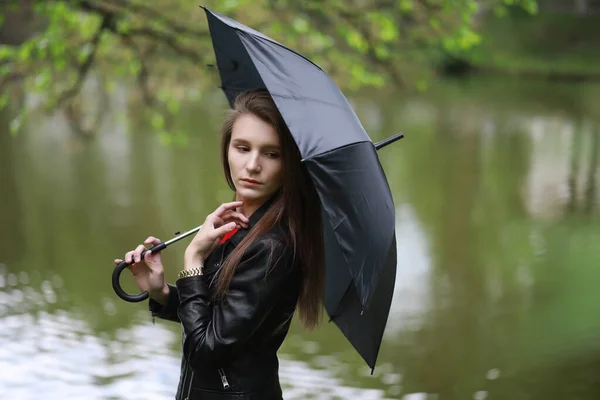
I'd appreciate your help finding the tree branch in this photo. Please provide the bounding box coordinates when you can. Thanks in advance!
[56,12,111,106]
[101,0,207,38]
[119,34,154,105]
[0,68,25,94]
[126,28,202,63]
[340,14,404,87]
[48,0,205,109]
[76,0,203,63]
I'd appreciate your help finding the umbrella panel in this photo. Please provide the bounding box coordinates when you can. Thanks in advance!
[203,7,398,371]
[304,142,395,309]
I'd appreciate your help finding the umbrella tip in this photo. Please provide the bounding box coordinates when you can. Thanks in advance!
[374,132,404,151]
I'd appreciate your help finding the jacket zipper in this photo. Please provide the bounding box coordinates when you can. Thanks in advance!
[180,362,189,400]
[184,370,194,400]
[218,368,230,389]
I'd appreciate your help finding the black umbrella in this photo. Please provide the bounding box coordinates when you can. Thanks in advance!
[111,7,403,372]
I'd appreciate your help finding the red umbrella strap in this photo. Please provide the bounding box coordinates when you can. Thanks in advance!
[220,228,239,244]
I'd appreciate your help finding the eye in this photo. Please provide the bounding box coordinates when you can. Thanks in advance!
[236,146,249,152]
[266,152,280,159]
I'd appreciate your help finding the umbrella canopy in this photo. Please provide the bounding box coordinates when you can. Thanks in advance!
[203,7,398,370]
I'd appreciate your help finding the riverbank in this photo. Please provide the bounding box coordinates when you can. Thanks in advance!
[452,10,600,81]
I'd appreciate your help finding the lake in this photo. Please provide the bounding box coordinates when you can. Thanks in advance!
[1,75,599,399]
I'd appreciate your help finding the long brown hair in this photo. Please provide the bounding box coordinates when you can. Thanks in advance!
[216,89,325,330]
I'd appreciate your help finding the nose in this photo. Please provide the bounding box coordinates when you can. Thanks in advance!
[245,152,261,173]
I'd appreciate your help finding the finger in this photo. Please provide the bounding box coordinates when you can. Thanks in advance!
[214,221,238,238]
[214,201,244,217]
[143,248,153,261]
[133,244,146,263]
[222,210,250,224]
[205,214,224,228]
[114,259,122,264]
[221,217,247,229]
[125,251,135,264]
[224,211,250,228]
[144,236,161,245]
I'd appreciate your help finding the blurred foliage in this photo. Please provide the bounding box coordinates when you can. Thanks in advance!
[467,6,600,78]
[0,0,537,138]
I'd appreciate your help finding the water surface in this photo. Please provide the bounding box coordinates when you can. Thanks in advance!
[1,76,599,399]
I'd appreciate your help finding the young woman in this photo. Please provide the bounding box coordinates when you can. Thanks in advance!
[114,89,325,399]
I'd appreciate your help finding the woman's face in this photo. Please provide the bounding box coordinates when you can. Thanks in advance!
[228,113,284,210]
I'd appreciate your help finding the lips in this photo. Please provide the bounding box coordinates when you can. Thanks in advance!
[241,178,262,185]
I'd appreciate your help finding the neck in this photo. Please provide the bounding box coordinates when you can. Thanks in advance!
[235,195,264,218]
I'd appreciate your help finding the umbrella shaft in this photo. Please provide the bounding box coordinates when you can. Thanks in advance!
[164,225,203,246]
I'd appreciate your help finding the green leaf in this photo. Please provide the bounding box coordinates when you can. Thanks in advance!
[399,0,414,13]
[378,14,398,42]
[34,71,51,91]
[118,19,133,35]
[374,44,390,60]
[467,1,478,13]
[9,117,21,136]
[129,60,141,76]
[416,77,428,92]
[77,44,92,64]
[0,64,12,78]
[350,64,366,82]
[269,21,283,36]
[17,43,34,61]
[494,6,508,17]
[292,17,310,34]
[223,0,240,12]
[167,98,180,114]
[151,113,165,130]
[56,59,67,72]
[158,131,172,145]
[50,40,66,58]
[346,29,368,54]
[0,46,12,61]
[0,93,9,110]
[522,0,539,14]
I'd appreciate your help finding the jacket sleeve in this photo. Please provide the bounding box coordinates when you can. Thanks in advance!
[149,283,181,323]
[176,238,294,371]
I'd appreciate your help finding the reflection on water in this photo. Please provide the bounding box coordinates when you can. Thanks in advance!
[0,264,398,399]
[1,76,600,399]
[386,204,432,334]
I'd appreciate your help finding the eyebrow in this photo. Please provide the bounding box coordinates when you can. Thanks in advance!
[231,138,281,150]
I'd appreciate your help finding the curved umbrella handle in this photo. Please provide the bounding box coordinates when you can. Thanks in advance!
[111,225,203,303]
[112,259,149,302]
[111,242,167,303]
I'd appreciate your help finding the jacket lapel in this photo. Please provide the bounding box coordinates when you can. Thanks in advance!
[227,193,277,247]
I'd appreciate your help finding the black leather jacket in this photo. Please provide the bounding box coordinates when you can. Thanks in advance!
[149,200,300,400]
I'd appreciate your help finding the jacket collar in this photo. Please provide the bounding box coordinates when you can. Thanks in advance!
[227,192,279,247]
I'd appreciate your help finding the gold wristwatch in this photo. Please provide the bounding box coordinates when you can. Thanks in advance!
[178,267,203,279]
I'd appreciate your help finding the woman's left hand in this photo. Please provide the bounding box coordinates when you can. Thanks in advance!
[184,201,250,269]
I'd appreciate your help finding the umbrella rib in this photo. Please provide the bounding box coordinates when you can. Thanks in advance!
[270,92,358,113]
[220,85,361,114]
[235,30,324,72]
[301,140,374,162]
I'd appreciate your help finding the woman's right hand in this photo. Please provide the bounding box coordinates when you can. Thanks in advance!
[114,236,167,301]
